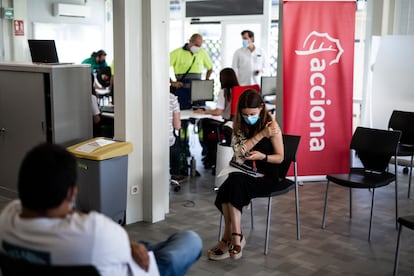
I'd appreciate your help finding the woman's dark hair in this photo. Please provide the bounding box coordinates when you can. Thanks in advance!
[233,89,271,138]
[219,68,239,102]
[18,143,77,212]
[92,49,107,58]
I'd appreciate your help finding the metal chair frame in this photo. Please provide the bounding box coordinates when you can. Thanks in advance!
[322,127,401,241]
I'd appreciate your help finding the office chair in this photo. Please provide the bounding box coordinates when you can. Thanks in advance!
[230,85,260,116]
[388,110,414,198]
[218,134,301,255]
[321,127,401,241]
[393,215,414,276]
[0,252,100,276]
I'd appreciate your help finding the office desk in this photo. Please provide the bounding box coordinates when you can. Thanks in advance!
[178,110,223,177]
[95,87,111,95]
[180,109,223,122]
[101,111,114,118]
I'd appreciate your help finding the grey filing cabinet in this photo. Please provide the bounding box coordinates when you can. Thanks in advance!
[0,63,91,194]
[67,138,133,225]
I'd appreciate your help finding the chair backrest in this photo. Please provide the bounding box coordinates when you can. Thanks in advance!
[0,252,100,276]
[388,110,414,146]
[230,84,261,116]
[350,126,401,172]
[278,134,301,179]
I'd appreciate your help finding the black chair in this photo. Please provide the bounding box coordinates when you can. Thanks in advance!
[218,134,301,255]
[393,215,414,276]
[321,126,401,241]
[388,110,414,198]
[0,252,100,276]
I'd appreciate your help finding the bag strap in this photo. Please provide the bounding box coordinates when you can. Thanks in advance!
[177,56,196,82]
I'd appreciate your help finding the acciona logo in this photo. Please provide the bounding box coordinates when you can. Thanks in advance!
[295,31,344,152]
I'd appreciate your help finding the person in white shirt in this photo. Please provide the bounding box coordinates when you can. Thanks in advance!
[92,94,101,124]
[169,92,184,181]
[193,68,239,169]
[232,30,268,85]
[0,143,202,276]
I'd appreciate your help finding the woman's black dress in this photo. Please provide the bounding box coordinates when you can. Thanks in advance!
[215,137,279,213]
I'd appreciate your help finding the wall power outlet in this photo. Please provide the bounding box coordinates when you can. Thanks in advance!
[131,185,139,195]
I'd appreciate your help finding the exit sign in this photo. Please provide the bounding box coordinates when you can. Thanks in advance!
[2,8,14,19]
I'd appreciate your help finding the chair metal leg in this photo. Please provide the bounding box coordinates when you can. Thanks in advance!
[218,214,223,241]
[408,155,413,198]
[395,155,400,229]
[393,223,403,276]
[349,188,352,218]
[295,179,301,240]
[264,196,272,255]
[368,188,375,242]
[395,180,399,230]
[322,181,330,229]
[250,200,254,229]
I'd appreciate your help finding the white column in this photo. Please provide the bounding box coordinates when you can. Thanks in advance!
[113,0,170,224]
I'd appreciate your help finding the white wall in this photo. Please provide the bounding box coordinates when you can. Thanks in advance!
[0,0,110,63]
[369,35,414,129]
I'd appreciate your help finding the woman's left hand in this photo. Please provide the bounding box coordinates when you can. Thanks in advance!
[262,120,279,138]
[245,150,265,161]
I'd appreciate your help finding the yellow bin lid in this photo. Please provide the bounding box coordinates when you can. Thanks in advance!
[67,137,133,160]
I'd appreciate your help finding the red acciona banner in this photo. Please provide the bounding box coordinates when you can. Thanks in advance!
[283,0,355,176]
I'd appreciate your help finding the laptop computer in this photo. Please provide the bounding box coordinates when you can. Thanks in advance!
[28,39,72,65]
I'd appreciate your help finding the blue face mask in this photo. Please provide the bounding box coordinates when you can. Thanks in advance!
[242,114,260,125]
[242,39,249,48]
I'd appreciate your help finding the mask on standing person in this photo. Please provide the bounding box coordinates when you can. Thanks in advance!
[190,46,200,54]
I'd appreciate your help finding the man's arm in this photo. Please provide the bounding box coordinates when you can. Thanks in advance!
[205,69,212,80]
[170,78,183,88]
[173,111,181,130]
[261,49,269,75]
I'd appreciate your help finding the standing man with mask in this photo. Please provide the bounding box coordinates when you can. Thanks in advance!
[232,30,268,86]
[170,33,213,110]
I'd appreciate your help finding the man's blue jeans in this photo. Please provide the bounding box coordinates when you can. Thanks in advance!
[141,230,202,276]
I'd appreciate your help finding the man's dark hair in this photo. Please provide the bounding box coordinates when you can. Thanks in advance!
[18,143,77,211]
[241,30,254,41]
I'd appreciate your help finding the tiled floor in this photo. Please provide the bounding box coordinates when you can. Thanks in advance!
[1,139,414,275]
[126,136,414,275]
[125,165,414,276]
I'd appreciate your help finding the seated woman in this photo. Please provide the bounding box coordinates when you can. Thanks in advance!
[194,68,239,169]
[208,89,284,260]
